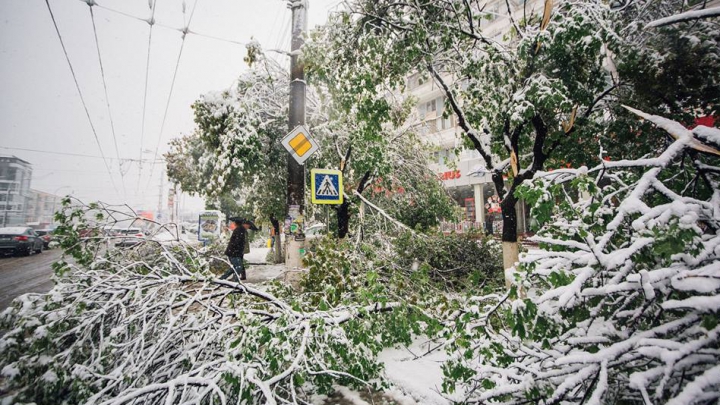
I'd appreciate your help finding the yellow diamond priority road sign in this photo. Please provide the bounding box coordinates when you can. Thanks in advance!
[281,125,319,165]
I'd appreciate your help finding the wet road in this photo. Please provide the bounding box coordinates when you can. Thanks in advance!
[0,249,61,311]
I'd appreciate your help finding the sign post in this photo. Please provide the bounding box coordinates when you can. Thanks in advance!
[282,125,318,269]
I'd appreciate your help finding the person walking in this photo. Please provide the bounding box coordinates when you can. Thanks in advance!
[221,217,248,281]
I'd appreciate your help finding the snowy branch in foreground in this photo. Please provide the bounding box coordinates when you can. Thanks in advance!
[443,108,720,404]
[0,200,400,405]
[646,6,720,28]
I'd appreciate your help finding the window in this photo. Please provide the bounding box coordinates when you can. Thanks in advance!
[426,99,436,112]
[437,115,454,131]
[407,73,427,90]
[418,103,426,119]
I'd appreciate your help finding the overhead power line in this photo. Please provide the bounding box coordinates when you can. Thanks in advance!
[89,3,127,197]
[137,0,159,194]
[0,146,165,162]
[92,1,247,47]
[145,0,200,191]
[44,0,120,196]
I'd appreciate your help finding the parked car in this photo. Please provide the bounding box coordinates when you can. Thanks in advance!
[0,227,44,256]
[304,223,327,239]
[34,229,54,248]
[113,228,145,248]
[149,229,184,247]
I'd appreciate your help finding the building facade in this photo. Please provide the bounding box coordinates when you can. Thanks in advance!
[0,156,33,227]
[26,189,60,228]
[407,0,543,235]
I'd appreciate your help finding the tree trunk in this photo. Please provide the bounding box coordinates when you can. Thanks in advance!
[337,202,350,239]
[270,217,282,263]
[336,171,371,240]
[500,193,519,288]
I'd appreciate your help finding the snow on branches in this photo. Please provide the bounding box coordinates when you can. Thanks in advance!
[0,199,401,404]
[165,53,292,214]
[442,109,720,403]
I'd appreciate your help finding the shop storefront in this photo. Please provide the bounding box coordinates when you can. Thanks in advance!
[436,158,529,236]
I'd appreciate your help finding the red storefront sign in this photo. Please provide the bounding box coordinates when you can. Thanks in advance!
[439,170,461,180]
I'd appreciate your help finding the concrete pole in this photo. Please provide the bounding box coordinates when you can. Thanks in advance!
[285,0,307,269]
[2,187,10,227]
[473,183,484,225]
[158,169,164,223]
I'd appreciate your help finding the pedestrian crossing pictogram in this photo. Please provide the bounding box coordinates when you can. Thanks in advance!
[311,169,343,205]
[317,175,339,196]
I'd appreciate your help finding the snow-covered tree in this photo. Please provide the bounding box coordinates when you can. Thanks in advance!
[165,53,290,220]
[440,109,720,403]
[304,0,720,273]
[167,46,454,237]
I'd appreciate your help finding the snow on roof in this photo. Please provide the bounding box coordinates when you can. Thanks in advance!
[0,227,29,234]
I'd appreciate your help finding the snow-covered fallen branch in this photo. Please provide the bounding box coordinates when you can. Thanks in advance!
[646,6,720,28]
[0,199,404,404]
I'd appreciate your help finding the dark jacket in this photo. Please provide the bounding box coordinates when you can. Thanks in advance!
[224,227,246,257]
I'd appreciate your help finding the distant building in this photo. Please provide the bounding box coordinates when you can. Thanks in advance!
[26,189,60,228]
[0,156,33,227]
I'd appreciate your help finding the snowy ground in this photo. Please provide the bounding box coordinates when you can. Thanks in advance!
[378,339,459,405]
[243,247,286,284]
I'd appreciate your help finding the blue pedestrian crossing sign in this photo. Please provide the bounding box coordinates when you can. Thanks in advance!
[311,169,343,205]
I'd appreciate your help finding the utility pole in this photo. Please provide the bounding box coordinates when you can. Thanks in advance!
[158,169,164,223]
[2,187,10,227]
[285,0,308,268]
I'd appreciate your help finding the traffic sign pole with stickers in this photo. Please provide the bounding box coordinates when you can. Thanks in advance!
[311,169,343,205]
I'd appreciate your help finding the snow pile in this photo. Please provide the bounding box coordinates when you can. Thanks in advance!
[379,339,462,405]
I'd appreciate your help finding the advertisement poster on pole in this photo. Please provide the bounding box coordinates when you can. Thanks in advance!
[198,210,223,242]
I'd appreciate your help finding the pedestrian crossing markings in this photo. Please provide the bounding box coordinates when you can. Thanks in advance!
[317,175,339,196]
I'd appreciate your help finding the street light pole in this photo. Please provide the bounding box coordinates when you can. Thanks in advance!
[287,0,307,213]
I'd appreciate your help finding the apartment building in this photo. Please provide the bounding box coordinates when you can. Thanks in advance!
[0,155,33,227]
[407,0,543,234]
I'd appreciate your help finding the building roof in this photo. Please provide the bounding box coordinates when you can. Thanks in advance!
[0,155,32,166]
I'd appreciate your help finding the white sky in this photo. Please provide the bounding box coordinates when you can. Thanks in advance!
[0,0,342,213]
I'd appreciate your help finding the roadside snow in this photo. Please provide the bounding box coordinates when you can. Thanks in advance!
[245,248,286,283]
[379,339,459,405]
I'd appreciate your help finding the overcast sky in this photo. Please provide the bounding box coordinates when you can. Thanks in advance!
[0,0,341,213]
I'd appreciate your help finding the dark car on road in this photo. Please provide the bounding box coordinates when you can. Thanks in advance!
[34,229,54,248]
[0,227,44,256]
